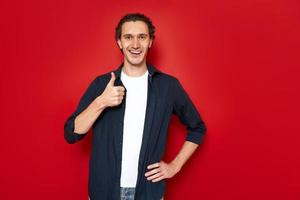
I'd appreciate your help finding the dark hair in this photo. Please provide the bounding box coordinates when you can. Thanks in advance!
[115,13,155,41]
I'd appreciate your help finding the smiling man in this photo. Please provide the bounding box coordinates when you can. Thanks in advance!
[64,13,206,200]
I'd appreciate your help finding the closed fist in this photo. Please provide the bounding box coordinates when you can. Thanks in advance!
[99,72,125,107]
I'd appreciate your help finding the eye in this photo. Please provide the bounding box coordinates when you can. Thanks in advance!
[138,35,147,40]
[124,35,132,40]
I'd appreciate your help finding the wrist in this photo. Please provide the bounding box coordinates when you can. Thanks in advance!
[94,96,108,111]
[170,159,182,173]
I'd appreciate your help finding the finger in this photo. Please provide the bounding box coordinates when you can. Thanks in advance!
[147,162,160,170]
[112,89,123,97]
[145,168,160,177]
[117,98,122,105]
[147,171,163,181]
[119,95,124,101]
[113,97,123,103]
[108,72,116,86]
[113,87,125,94]
[111,97,121,104]
[116,90,124,96]
[152,175,165,182]
[113,93,124,100]
[116,86,125,92]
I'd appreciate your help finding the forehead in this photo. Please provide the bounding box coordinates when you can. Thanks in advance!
[121,21,149,35]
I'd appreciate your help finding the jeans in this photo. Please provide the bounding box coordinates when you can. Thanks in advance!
[120,187,164,200]
[120,187,135,200]
[88,187,164,200]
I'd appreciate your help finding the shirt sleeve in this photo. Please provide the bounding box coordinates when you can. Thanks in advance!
[172,78,207,144]
[64,77,99,144]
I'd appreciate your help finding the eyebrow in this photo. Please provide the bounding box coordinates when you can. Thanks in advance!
[122,33,148,37]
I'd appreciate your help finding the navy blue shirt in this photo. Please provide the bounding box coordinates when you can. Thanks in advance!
[64,63,206,200]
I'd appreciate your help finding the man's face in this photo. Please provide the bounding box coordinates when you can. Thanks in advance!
[117,21,153,67]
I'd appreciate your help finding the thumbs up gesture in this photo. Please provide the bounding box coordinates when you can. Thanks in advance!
[98,72,125,108]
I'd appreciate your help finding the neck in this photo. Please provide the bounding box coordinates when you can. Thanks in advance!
[122,60,148,77]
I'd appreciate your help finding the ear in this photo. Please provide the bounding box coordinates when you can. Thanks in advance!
[149,39,153,48]
[117,39,122,49]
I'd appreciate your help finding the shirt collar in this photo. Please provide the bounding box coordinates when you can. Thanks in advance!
[113,62,161,79]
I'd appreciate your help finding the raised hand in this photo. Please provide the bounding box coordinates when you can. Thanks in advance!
[98,72,125,108]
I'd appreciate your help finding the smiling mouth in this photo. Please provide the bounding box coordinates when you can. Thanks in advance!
[129,50,142,57]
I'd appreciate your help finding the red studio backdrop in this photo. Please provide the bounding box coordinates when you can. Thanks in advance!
[1,0,299,199]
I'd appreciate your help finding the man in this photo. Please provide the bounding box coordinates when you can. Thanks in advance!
[64,13,206,200]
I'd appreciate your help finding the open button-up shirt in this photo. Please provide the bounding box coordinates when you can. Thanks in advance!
[64,63,207,200]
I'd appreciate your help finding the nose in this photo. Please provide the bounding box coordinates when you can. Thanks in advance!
[132,37,140,49]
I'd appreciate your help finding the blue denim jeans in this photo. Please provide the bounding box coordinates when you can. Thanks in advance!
[88,187,164,200]
[120,187,135,200]
[120,187,164,200]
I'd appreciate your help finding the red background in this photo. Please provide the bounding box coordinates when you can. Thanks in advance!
[1,0,299,199]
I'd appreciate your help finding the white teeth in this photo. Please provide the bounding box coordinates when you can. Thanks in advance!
[129,50,141,54]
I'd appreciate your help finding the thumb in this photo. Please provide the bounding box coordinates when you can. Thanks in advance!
[107,72,116,86]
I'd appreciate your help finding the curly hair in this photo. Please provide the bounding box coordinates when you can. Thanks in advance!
[115,13,156,41]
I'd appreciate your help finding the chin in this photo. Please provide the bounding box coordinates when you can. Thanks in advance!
[129,61,144,66]
[126,58,146,66]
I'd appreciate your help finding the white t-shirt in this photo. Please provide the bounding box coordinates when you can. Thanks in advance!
[120,69,148,187]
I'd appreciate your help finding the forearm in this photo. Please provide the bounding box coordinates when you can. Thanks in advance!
[171,141,199,171]
[74,96,107,134]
